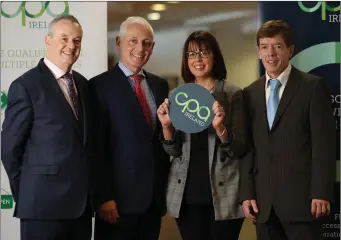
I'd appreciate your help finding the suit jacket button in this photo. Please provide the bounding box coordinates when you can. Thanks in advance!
[218,181,224,186]
[178,179,181,184]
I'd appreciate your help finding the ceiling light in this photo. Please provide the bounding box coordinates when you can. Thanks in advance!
[151,4,166,11]
[147,12,161,21]
[167,1,179,3]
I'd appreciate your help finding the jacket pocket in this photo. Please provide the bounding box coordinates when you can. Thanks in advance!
[28,165,59,175]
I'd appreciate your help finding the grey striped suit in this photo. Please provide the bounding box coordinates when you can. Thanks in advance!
[162,80,248,220]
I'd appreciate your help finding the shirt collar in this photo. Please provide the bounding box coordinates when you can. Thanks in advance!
[44,58,72,79]
[118,61,145,78]
[265,63,292,89]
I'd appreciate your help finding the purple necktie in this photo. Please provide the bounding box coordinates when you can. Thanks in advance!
[64,73,79,119]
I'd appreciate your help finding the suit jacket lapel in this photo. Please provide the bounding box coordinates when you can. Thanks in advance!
[38,59,81,137]
[144,71,161,107]
[112,66,151,132]
[204,80,226,170]
[258,76,269,131]
[212,80,224,109]
[212,80,225,132]
[144,71,162,136]
[73,74,87,145]
[271,67,301,130]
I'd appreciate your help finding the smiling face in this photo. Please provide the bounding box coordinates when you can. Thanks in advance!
[116,23,154,73]
[187,42,214,81]
[258,33,294,78]
[45,19,82,72]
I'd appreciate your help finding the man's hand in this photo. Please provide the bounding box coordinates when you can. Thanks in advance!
[98,200,119,224]
[311,199,330,218]
[242,199,258,223]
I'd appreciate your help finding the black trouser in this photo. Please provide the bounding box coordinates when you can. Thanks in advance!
[21,200,92,240]
[256,207,323,240]
[94,200,162,240]
[176,204,244,240]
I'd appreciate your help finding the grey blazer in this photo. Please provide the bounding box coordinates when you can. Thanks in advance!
[162,80,248,220]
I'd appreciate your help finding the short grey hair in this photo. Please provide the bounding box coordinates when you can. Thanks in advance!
[119,16,154,39]
[47,14,82,37]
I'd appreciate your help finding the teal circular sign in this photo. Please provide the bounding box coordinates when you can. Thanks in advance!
[169,83,215,133]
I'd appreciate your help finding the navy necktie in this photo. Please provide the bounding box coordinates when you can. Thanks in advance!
[64,73,79,119]
[267,79,281,128]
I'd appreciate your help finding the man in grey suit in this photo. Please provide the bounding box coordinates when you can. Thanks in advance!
[240,20,336,240]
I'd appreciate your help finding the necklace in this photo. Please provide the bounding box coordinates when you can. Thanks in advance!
[209,85,215,93]
[195,80,215,93]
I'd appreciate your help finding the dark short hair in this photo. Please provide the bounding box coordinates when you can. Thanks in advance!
[181,30,227,83]
[257,20,293,47]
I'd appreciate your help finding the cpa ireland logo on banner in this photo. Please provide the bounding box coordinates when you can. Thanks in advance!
[298,1,340,22]
[0,1,70,28]
[1,188,13,210]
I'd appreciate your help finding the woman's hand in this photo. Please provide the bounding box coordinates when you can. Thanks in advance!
[212,101,225,130]
[157,98,172,129]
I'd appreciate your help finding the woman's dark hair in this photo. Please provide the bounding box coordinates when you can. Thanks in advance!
[181,30,227,83]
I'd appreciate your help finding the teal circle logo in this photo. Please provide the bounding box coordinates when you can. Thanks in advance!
[1,2,70,26]
[169,83,215,133]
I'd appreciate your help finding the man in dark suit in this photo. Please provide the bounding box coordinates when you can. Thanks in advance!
[89,16,170,240]
[1,14,92,240]
[240,20,336,240]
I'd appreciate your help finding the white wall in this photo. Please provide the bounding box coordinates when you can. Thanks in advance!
[212,27,259,88]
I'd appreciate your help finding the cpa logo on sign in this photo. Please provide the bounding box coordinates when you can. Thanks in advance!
[175,92,211,123]
[298,1,340,22]
[0,1,70,28]
[169,83,215,133]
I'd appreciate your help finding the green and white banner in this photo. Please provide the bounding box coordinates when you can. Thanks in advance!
[1,2,107,239]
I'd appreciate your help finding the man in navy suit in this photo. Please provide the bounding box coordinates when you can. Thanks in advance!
[90,16,170,240]
[1,14,92,240]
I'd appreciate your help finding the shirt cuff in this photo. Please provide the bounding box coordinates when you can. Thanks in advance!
[218,129,234,157]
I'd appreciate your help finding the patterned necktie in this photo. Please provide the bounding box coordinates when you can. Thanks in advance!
[64,73,79,119]
[130,74,152,128]
[267,79,281,129]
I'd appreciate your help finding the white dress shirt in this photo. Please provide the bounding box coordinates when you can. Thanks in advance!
[44,58,79,118]
[265,63,292,106]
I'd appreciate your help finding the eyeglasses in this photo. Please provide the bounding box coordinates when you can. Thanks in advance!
[186,50,211,59]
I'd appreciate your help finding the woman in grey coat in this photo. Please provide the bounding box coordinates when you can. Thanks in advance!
[157,31,249,240]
